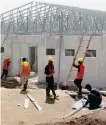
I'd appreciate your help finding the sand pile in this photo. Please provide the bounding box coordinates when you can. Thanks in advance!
[1,77,20,88]
[37,110,106,125]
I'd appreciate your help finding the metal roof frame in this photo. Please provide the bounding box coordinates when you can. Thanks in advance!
[0,1,106,35]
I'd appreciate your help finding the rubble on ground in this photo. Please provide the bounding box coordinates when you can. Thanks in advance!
[36,110,106,125]
[1,77,20,88]
[59,84,69,90]
[59,84,77,91]
[36,82,46,89]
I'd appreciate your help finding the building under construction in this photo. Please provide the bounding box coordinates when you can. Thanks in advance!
[1,1,106,88]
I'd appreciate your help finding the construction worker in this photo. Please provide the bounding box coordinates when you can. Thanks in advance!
[45,57,58,99]
[20,57,30,91]
[73,58,85,99]
[1,56,11,80]
[83,84,102,109]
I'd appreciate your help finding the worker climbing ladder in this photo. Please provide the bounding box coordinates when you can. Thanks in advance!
[66,34,93,87]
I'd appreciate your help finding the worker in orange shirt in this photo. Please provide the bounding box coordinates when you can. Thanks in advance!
[73,58,85,99]
[1,56,11,80]
[20,57,30,91]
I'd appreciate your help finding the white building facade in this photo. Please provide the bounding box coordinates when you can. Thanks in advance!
[1,34,106,89]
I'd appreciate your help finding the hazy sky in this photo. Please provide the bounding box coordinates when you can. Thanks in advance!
[0,0,106,13]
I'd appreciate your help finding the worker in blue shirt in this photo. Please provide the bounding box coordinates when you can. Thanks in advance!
[83,84,102,109]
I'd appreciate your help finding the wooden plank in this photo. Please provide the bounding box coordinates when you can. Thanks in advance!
[27,93,42,111]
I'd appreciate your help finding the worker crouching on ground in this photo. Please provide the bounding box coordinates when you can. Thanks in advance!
[73,58,85,99]
[1,56,11,80]
[45,57,58,99]
[83,84,102,109]
[20,57,30,91]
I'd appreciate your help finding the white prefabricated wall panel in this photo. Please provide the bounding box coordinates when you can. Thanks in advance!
[37,35,60,83]
[11,42,29,76]
[82,36,101,87]
[98,35,106,88]
[60,35,81,83]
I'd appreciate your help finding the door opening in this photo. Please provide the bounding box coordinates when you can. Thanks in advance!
[30,46,38,73]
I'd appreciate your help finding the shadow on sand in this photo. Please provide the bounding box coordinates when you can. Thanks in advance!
[20,90,28,94]
[45,97,55,104]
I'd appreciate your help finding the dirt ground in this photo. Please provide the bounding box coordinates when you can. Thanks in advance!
[1,87,75,125]
[1,82,106,125]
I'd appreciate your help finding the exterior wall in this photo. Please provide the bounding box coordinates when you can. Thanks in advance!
[37,35,60,83]
[98,35,106,88]
[1,34,106,89]
[61,35,106,88]
[60,35,103,88]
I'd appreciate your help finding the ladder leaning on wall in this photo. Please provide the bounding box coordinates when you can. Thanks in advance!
[65,33,93,88]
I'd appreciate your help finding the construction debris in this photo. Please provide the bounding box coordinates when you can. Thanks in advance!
[1,77,20,88]
[17,104,21,106]
[59,84,77,91]
[59,84,69,90]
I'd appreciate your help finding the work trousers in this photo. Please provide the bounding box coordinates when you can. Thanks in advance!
[1,69,8,80]
[21,76,28,90]
[21,76,28,85]
[74,79,82,96]
[46,82,56,97]
[88,93,102,109]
